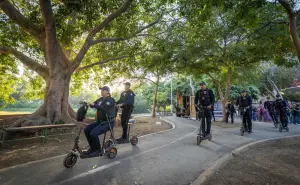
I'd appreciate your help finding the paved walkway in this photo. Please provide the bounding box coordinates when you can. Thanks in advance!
[1,117,300,185]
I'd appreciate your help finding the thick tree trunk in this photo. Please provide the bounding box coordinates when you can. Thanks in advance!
[221,68,232,121]
[152,77,160,118]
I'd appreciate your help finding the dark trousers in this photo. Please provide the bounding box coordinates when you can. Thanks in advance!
[200,109,212,135]
[84,121,114,150]
[269,112,278,124]
[226,112,234,123]
[121,106,133,138]
[243,109,252,131]
[279,110,288,127]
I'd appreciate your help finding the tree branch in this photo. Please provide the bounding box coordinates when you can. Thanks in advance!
[76,55,129,72]
[39,0,70,68]
[0,45,49,78]
[0,0,45,47]
[278,0,294,15]
[92,18,161,45]
[72,0,133,71]
[131,76,156,84]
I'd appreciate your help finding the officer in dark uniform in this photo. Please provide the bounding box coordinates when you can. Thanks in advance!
[264,97,278,125]
[236,90,253,133]
[194,82,215,138]
[116,82,135,142]
[83,86,116,157]
[275,94,288,128]
[225,101,236,124]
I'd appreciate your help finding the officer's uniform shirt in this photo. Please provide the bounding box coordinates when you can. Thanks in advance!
[275,99,287,111]
[92,96,116,123]
[264,101,275,111]
[194,89,215,107]
[117,89,135,107]
[236,95,252,108]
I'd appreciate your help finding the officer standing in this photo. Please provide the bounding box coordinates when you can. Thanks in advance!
[194,82,215,138]
[225,101,236,124]
[116,82,135,143]
[264,97,278,125]
[236,90,253,133]
[83,86,116,157]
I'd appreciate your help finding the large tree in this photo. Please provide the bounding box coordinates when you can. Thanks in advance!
[0,0,166,126]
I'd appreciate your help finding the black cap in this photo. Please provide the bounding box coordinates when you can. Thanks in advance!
[276,94,280,98]
[241,90,246,93]
[124,82,131,86]
[99,86,110,92]
[200,81,206,86]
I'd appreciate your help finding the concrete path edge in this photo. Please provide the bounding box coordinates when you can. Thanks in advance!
[0,116,175,173]
[192,134,300,185]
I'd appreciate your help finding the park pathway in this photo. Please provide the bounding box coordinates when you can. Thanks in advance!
[1,116,300,185]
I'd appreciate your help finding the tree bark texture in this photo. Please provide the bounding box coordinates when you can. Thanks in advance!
[152,77,160,118]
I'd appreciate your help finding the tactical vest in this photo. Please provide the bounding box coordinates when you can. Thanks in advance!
[199,90,211,106]
[239,96,249,107]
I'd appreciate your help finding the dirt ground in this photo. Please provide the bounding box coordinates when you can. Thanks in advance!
[0,116,171,169]
[204,137,300,185]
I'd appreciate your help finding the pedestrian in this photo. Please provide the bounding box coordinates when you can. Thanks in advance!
[225,101,236,124]
[116,82,135,143]
[252,106,257,121]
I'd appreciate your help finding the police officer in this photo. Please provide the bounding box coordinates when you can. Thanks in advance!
[236,90,253,133]
[83,86,116,157]
[116,82,135,143]
[264,97,278,125]
[275,94,288,128]
[194,82,215,138]
[225,101,236,124]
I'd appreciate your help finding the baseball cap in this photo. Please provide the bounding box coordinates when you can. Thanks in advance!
[200,81,206,86]
[99,86,110,92]
[124,82,131,86]
[241,90,246,93]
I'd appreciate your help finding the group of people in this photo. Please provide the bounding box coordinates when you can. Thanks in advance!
[80,82,135,157]
[263,97,300,125]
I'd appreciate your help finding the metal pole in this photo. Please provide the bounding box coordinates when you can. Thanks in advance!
[171,74,173,113]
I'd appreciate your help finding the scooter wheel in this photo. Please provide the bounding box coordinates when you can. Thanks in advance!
[274,123,278,128]
[107,147,117,159]
[286,127,289,132]
[130,136,138,146]
[104,140,114,150]
[197,135,201,145]
[279,125,283,132]
[240,128,244,136]
[64,153,77,168]
[208,134,212,141]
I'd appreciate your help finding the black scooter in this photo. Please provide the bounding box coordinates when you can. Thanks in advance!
[239,106,251,136]
[63,102,117,168]
[196,105,212,145]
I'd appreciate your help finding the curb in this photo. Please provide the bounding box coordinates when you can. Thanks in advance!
[192,134,300,185]
[0,116,176,173]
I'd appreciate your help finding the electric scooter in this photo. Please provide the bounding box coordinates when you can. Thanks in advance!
[116,106,138,146]
[240,106,251,136]
[63,103,117,168]
[196,105,212,145]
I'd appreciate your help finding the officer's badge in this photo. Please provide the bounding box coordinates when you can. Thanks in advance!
[130,93,133,96]
[106,101,111,105]
[204,91,207,94]
[123,93,126,96]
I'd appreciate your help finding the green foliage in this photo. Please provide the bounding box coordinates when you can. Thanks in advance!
[229,85,260,102]
[283,92,300,102]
